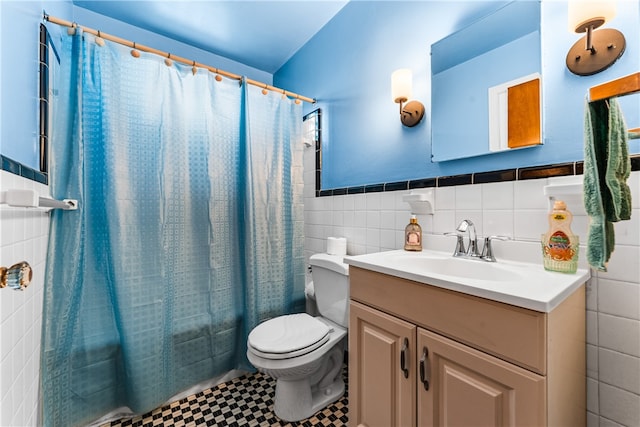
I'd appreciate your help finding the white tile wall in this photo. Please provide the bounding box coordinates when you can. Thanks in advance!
[0,170,50,427]
[1,147,636,426]
[303,146,640,426]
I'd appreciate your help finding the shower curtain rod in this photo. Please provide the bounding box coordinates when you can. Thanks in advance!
[44,14,316,104]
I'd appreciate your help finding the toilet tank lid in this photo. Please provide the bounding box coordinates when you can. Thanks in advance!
[309,253,349,275]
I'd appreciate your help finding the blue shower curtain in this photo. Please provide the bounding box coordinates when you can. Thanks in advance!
[41,30,304,427]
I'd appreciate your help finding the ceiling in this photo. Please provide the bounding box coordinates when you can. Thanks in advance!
[72,1,349,74]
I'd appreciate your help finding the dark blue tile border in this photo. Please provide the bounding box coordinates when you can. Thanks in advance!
[517,162,575,180]
[316,154,640,197]
[385,181,409,191]
[408,178,436,189]
[438,174,473,187]
[1,156,20,175]
[1,155,49,185]
[474,168,517,184]
[364,184,384,193]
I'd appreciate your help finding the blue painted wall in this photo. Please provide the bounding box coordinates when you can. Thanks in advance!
[0,0,272,171]
[275,0,640,189]
[3,1,638,179]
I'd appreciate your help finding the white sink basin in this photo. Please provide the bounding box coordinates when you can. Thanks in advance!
[385,253,523,283]
[344,249,590,312]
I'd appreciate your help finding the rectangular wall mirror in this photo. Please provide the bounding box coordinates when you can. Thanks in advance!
[430,1,542,162]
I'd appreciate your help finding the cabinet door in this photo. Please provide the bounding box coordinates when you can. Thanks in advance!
[349,301,416,427]
[417,329,546,427]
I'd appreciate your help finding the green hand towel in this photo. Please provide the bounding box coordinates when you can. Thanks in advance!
[583,97,632,271]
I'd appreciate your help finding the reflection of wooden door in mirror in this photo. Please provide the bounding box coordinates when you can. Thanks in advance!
[508,78,541,149]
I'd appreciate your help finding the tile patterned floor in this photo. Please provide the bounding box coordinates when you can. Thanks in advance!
[103,365,348,427]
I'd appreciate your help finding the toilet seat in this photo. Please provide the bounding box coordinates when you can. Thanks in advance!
[248,313,331,360]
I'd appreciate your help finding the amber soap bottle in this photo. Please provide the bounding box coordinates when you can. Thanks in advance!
[404,215,422,251]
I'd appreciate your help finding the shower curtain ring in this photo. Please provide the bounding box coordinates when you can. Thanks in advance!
[214,68,222,81]
[68,22,78,35]
[95,30,105,46]
[262,84,269,96]
[131,42,140,58]
[192,60,198,75]
[165,52,173,67]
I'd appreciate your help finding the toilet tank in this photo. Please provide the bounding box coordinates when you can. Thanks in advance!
[309,253,350,328]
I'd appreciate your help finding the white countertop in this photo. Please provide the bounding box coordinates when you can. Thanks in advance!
[344,249,590,313]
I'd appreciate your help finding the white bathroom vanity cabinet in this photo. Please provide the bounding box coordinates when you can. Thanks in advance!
[348,265,586,427]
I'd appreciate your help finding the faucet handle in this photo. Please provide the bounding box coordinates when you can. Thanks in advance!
[481,235,512,262]
[444,231,466,257]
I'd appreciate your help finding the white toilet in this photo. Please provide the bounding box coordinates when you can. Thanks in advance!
[246,253,349,422]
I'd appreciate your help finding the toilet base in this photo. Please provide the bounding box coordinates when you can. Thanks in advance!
[247,318,348,423]
[273,372,345,422]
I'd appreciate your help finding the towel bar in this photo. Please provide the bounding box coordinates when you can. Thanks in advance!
[0,189,77,210]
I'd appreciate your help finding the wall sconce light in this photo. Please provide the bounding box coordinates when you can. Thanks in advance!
[566,1,625,76]
[391,69,425,127]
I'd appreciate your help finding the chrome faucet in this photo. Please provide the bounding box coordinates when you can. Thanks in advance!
[456,219,480,257]
[446,220,511,262]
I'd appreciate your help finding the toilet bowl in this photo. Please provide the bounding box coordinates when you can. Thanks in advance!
[246,253,349,422]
